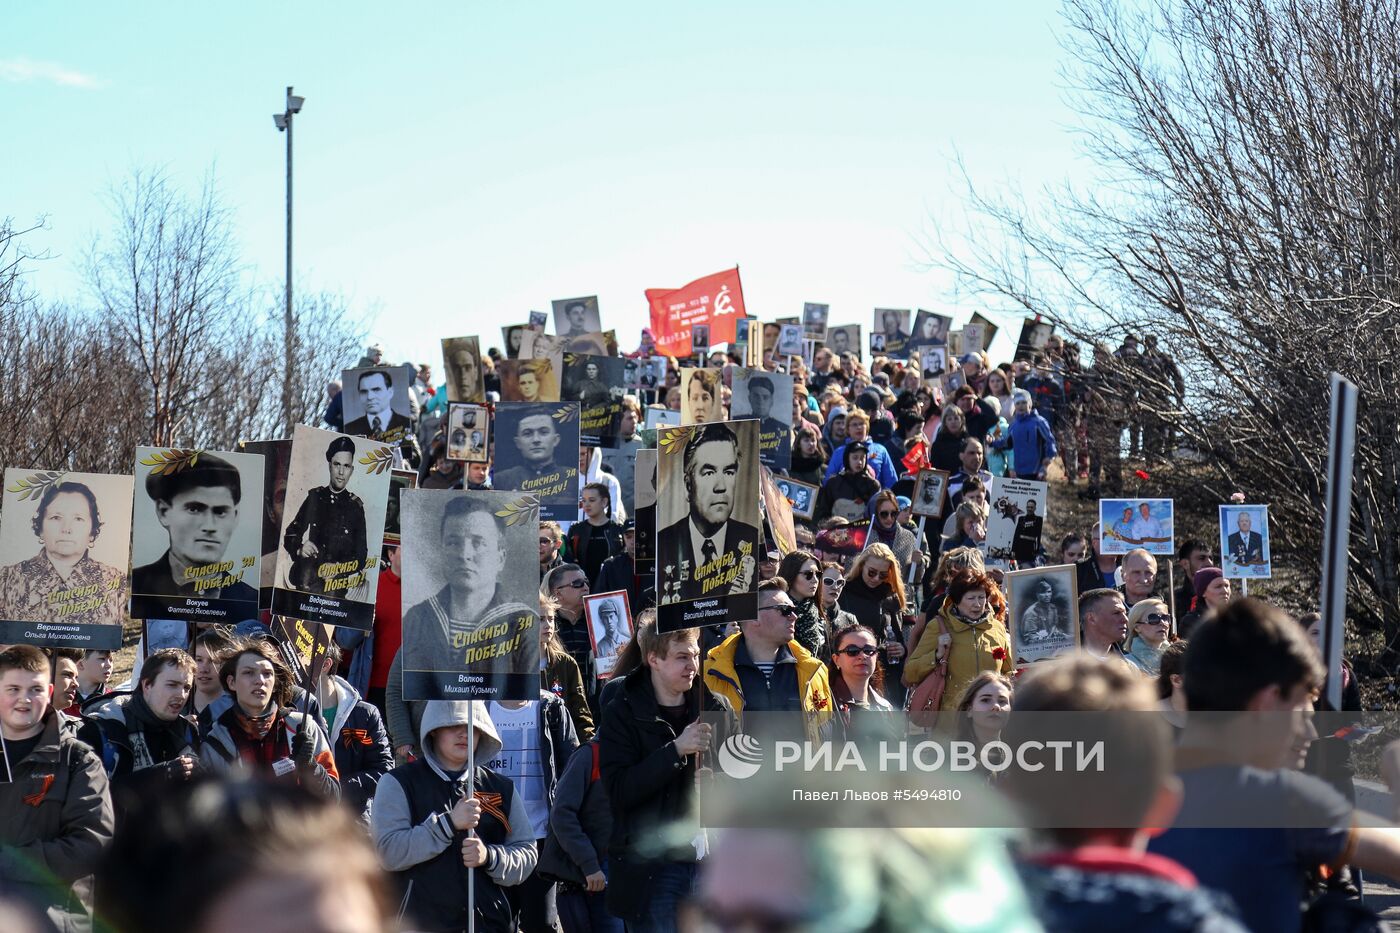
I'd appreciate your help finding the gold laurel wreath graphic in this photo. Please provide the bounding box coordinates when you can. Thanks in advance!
[140,449,202,476]
[494,496,540,527]
[358,447,395,475]
[7,470,66,500]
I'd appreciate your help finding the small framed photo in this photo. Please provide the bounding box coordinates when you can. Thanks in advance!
[446,403,491,463]
[774,477,818,520]
[870,332,887,354]
[1099,498,1175,556]
[585,590,633,679]
[1220,504,1271,579]
[1006,564,1079,664]
[776,323,805,357]
[691,323,711,355]
[644,407,681,431]
[528,310,548,330]
[911,469,950,519]
[802,302,829,342]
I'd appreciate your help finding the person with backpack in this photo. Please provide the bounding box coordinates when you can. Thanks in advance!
[539,738,620,933]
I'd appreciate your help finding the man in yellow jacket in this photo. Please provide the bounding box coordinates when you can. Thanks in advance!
[702,579,833,743]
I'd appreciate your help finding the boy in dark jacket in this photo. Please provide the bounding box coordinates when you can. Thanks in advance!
[316,642,394,821]
[372,700,537,933]
[540,738,618,933]
[0,644,115,930]
[599,620,711,930]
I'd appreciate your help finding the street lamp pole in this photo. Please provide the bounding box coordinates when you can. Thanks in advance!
[274,86,305,435]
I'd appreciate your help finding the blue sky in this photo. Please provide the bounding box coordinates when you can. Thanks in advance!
[7,3,1085,370]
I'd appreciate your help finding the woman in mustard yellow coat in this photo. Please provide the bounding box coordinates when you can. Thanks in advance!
[904,569,1014,714]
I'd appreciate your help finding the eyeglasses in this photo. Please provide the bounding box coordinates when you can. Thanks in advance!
[822,577,845,588]
[836,645,880,657]
[1144,613,1171,625]
[798,569,819,579]
[555,579,587,590]
[877,510,897,519]
[763,604,799,619]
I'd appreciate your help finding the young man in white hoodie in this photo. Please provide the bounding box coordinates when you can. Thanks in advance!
[316,642,394,822]
[372,700,537,933]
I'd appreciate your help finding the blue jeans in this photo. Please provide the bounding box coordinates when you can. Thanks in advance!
[557,885,623,933]
[623,862,697,933]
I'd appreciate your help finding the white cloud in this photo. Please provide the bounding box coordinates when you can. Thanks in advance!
[0,57,103,89]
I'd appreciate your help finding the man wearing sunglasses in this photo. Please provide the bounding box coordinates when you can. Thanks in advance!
[545,564,595,711]
[702,579,832,742]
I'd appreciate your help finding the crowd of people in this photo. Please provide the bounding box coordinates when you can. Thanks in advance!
[0,323,1389,933]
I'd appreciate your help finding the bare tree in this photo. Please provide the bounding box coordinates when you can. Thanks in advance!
[929,0,1400,650]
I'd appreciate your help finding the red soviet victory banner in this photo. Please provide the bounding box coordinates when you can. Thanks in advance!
[645,267,745,357]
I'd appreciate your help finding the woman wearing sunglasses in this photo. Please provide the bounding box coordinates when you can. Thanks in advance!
[777,550,828,656]
[1124,599,1173,676]
[838,544,910,708]
[819,561,859,632]
[867,490,926,573]
[826,626,905,745]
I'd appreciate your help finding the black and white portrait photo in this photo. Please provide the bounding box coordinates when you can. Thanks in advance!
[491,402,580,522]
[1006,564,1078,664]
[873,308,911,358]
[585,590,633,679]
[824,324,860,359]
[552,295,602,338]
[691,323,711,355]
[729,367,794,472]
[441,336,486,404]
[562,353,625,447]
[272,424,390,630]
[919,345,949,382]
[802,302,829,341]
[0,469,133,648]
[129,447,264,624]
[528,310,548,330]
[1014,319,1055,362]
[384,469,417,547]
[985,477,1048,568]
[909,309,952,353]
[681,367,723,426]
[773,476,817,521]
[400,489,540,701]
[447,403,490,463]
[911,469,950,519]
[870,332,887,354]
[776,323,805,358]
[502,324,529,359]
[341,365,416,443]
[656,420,761,631]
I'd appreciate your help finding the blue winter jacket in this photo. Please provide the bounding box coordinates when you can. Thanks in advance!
[991,411,1057,477]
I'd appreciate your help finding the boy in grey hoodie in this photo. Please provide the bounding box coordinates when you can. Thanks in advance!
[372,700,537,933]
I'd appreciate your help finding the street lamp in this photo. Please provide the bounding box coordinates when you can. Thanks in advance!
[273,86,304,435]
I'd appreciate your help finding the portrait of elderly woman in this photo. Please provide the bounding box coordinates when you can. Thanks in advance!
[0,476,129,625]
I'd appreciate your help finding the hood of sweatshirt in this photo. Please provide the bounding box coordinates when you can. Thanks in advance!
[418,699,502,768]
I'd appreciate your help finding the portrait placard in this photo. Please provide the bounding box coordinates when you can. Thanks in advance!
[802,302,829,341]
[760,466,797,557]
[691,323,711,355]
[441,336,486,403]
[239,438,291,608]
[773,477,817,521]
[1014,319,1055,362]
[552,295,602,338]
[563,353,625,447]
[985,477,1048,568]
[491,402,580,522]
[870,332,887,354]
[909,310,952,353]
[446,403,491,463]
[626,356,666,392]
[502,324,529,359]
[563,331,616,357]
[585,590,633,680]
[271,424,391,630]
[1099,498,1175,556]
[1220,504,1271,579]
[774,323,804,358]
[129,447,264,624]
[729,367,793,472]
[0,469,132,648]
[961,323,986,355]
[969,311,1000,348]
[643,407,681,431]
[1006,564,1079,664]
[656,420,761,632]
[497,358,561,403]
[745,320,764,368]
[919,346,948,382]
[270,615,333,695]
[634,449,658,568]
[872,308,912,359]
[824,325,860,360]
[384,469,417,546]
[341,364,416,443]
[680,367,723,426]
[400,489,540,700]
[517,331,566,387]
[911,469,951,520]
[528,310,548,330]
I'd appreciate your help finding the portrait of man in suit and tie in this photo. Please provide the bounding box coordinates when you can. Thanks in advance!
[1221,505,1271,578]
[342,368,413,442]
[657,420,761,607]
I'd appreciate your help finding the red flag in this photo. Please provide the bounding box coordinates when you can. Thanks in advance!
[902,438,929,474]
[645,267,745,358]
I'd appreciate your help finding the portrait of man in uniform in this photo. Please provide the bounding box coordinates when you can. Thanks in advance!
[281,436,368,594]
[131,451,259,610]
[442,336,486,403]
[342,368,412,440]
[553,296,601,338]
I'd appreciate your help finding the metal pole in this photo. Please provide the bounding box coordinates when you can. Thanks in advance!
[467,699,476,933]
[283,86,296,436]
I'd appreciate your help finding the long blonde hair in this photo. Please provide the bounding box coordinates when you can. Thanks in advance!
[847,543,907,610]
